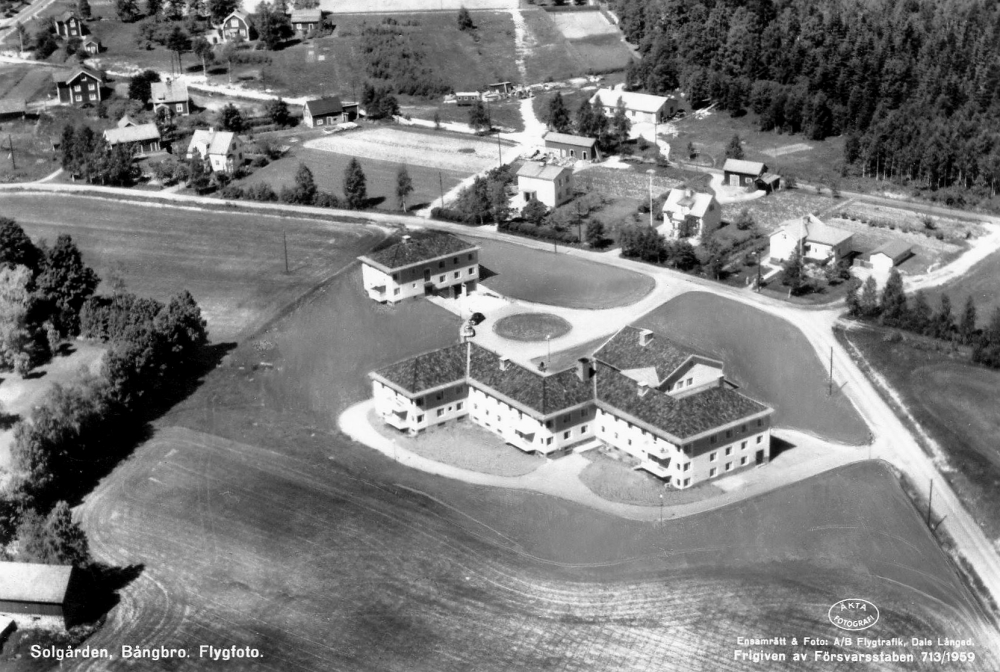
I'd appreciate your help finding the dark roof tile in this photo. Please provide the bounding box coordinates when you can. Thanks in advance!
[374,344,467,394]
[468,343,593,416]
[360,232,479,271]
[594,326,700,382]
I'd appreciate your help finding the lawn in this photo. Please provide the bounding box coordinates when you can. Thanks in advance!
[0,193,384,341]
[400,98,525,133]
[493,312,572,341]
[839,325,1000,540]
[579,450,720,506]
[477,238,655,309]
[369,409,542,477]
[234,143,465,211]
[921,247,1000,329]
[719,189,837,233]
[636,293,869,445]
[520,9,626,83]
[68,259,996,669]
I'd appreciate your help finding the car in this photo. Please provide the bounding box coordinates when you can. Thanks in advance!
[470,312,486,325]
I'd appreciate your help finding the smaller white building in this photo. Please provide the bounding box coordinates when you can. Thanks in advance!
[661,188,721,239]
[589,88,677,124]
[186,129,244,173]
[769,215,854,264]
[868,240,912,273]
[358,232,480,304]
[517,162,573,209]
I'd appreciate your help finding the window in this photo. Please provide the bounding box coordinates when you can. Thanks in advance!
[627,439,632,446]
[710,468,717,477]
[393,288,400,296]
[436,409,444,417]
[741,441,747,450]
[416,415,424,423]
[455,385,463,393]
[453,257,458,264]
[438,261,444,268]
[176,103,184,113]
[439,275,445,282]
[757,419,763,427]
[546,437,553,445]
[468,253,473,260]
[447,406,452,412]
[725,447,732,456]
[74,85,82,92]
[725,430,732,439]
[741,456,748,466]
[316,118,324,126]
[392,273,399,281]
[684,478,690,486]
[563,431,570,439]
[454,272,460,279]
[756,436,763,444]
[581,425,588,433]
[683,464,690,472]
[546,420,552,428]
[473,403,478,410]
[726,462,732,471]
[709,452,717,462]
[89,84,96,91]
[710,435,717,445]
[416,398,424,407]
[456,402,463,410]
[686,377,693,385]
[435,393,442,400]
[601,426,605,432]
[468,268,474,275]
[741,424,747,432]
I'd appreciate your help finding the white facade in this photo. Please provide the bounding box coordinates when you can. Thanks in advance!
[517,164,573,209]
[361,259,479,304]
[469,387,594,455]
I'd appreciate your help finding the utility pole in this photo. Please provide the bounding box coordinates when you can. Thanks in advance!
[647,168,655,228]
[659,493,663,523]
[4,134,14,171]
[927,480,934,527]
[496,130,502,166]
[828,347,833,396]
[283,230,289,273]
[439,171,445,209]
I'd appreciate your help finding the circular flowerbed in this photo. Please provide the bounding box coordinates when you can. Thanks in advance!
[493,313,572,342]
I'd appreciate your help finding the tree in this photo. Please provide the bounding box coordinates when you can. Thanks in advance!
[16,501,90,566]
[116,0,141,21]
[908,291,932,335]
[522,199,548,226]
[879,268,908,326]
[457,6,473,31]
[0,218,42,273]
[166,25,189,74]
[845,277,862,316]
[575,98,597,136]
[686,141,696,159]
[192,36,214,76]
[546,93,572,133]
[585,220,607,248]
[934,294,954,340]
[959,295,978,345]
[220,103,246,132]
[78,0,92,19]
[455,176,492,224]
[610,96,631,149]
[725,133,744,160]
[292,163,317,204]
[781,249,804,293]
[488,178,511,225]
[253,0,291,50]
[395,165,413,212]
[734,208,755,231]
[343,157,367,209]
[208,0,239,23]
[265,97,292,127]
[221,37,241,85]
[0,265,45,372]
[153,290,207,364]
[36,235,100,337]
[32,29,59,60]
[127,69,160,102]
[859,276,880,318]
[468,100,490,133]
[146,0,161,17]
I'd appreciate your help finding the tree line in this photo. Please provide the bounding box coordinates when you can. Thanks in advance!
[545,92,631,154]
[611,0,1000,206]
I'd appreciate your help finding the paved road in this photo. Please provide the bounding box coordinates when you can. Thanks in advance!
[4,182,1000,617]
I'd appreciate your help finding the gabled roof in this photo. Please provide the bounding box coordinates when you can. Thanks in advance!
[55,10,80,22]
[291,8,321,22]
[52,67,103,85]
[543,132,596,149]
[304,96,343,117]
[595,364,770,441]
[468,343,593,417]
[104,123,160,145]
[870,240,912,262]
[723,159,766,176]
[359,232,479,272]
[82,36,99,45]
[773,215,853,247]
[0,562,73,605]
[150,79,188,104]
[372,344,467,395]
[207,130,236,155]
[662,188,716,219]
[595,326,714,384]
[224,10,249,22]
[117,115,136,128]
[517,161,571,181]
[0,98,27,115]
[589,88,671,113]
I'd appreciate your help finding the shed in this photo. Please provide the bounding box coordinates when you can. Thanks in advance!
[0,562,81,628]
[757,172,781,193]
[82,37,100,54]
[0,97,27,120]
[543,131,599,161]
[869,240,912,273]
[302,96,357,127]
[103,122,162,154]
[291,8,322,33]
[723,159,766,188]
[455,92,480,106]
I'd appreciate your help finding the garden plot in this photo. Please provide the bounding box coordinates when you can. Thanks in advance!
[759,143,813,158]
[316,0,516,12]
[305,127,509,175]
[549,11,619,40]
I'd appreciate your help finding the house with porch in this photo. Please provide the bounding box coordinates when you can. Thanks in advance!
[53,67,103,106]
[358,232,480,304]
[516,161,573,209]
[302,96,358,127]
[588,89,677,124]
[769,214,854,264]
[150,79,190,116]
[103,117,162,155]
[186,129,244,173]
[544,131,600,162]
[291,8,322,35]
[370,326,773,487]
[661,187,721,239]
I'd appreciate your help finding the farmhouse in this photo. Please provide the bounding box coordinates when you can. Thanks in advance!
[186,129,244,173]
[54,10,82,37]
[220,11,252,40]
[769,215,854,264]
[150,79,190,116]
[0,97,27,120]
[723,159,766,188]
[544,131,600,162]
[867,240,912,273]
[589,89,676,124]
[52,67,103,106]
[290,8,322,34]
[0,562,83,629]
[370,326,773,487]
[358,232,480,304]
[661,187,721,239]
[302,96,358,127]
[103,118,162,154]
[517,161,573,209]
[82,37,100,54]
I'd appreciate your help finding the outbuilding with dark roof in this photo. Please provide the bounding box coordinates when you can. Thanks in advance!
[543,131,600,162]
[302,96,358,127]
[723,159,767,188]
[0,562,84,628]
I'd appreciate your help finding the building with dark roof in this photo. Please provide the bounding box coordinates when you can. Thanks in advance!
[868,240,912,273]
[369,326,774,479]
[53,67,103,107]
[54,10,83,37]
[151,79,190,116]
[723,159,767,188]
[543,131,600,162]
[358,233,480,304]
[302,96,358,127]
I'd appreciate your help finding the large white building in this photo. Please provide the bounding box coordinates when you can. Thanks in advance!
[769,214,854,265]
[358,232,480,304]
[589,89,677,124]
[370,326,773,488]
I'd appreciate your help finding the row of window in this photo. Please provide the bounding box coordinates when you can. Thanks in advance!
[709,419,765,445]
[708,436,763,461]
[672,376,695,391]
[708,457,750,477]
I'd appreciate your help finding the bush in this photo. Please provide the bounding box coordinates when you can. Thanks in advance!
[430,207,475,224]
[500,220,578,243]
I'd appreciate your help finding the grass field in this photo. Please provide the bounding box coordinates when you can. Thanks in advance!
[493,312,572,341]
[477,238,655,309]
[400,98,525,133]
[70,260,997,669]
[840,326,1000,540]
[0,194,384,341]
[719,189,836,233]
[234,144,465,211]
[636,293,869,445]
[520,9,627,82]
[922,247,1000,329]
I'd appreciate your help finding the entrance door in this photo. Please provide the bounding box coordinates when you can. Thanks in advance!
[730,174,739,187]
[755,449,765,465]
[424,268,431,282]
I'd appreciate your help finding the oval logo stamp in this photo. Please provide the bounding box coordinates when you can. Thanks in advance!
[828,599,880,631]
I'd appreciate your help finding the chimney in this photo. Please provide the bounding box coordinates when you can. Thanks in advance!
[638,328,654,347]
[401,234,411,244]
[576,357,593,383]
[638,381,649,397]
[499,356,509,372]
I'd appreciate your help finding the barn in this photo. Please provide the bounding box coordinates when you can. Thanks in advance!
[723,159,767,188]
[0,562,83,629]
[543,131,600,161]
[868,240,912,273]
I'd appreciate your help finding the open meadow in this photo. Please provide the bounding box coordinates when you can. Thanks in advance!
[636,292,869,445]
[0,193,384,341]
[922,246,1000,329]
[71,263,998,670]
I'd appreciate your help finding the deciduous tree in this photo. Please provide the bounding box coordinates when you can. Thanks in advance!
[343,157,367,209]
[395,165,413,211]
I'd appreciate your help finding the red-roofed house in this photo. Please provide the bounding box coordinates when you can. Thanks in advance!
[291,8,322,35]
[358,232,480,304]
[302,96,358,127]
